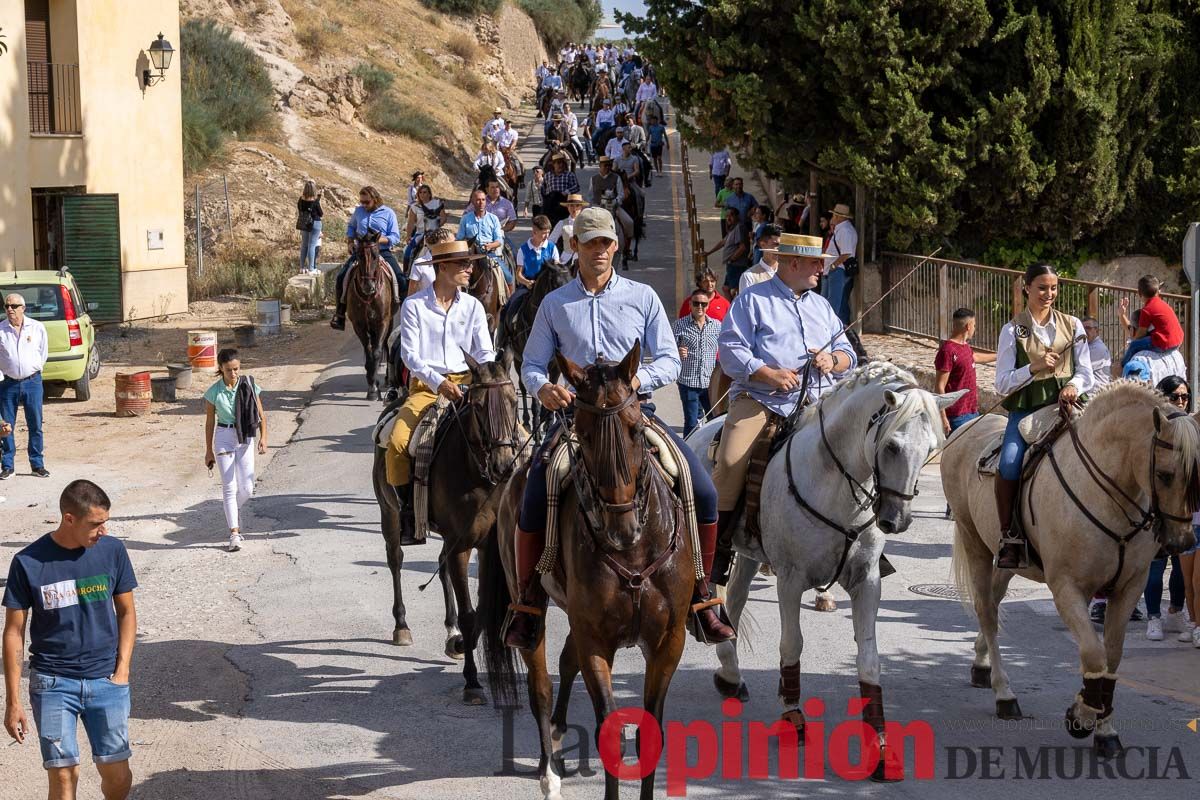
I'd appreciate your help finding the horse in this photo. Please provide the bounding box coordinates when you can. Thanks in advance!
[371,354,524,703]
[345,233,397,400]
[464,239,506,337]
[687,362,963,782]
[477,162,515,204]
[942,380,1200,758]
[638,97,664,129]
[567,60,592,103]
[597,189,629,269]
[618,181,642,265]
[589,76,611,112]
[539,140,578,174]
[494,259,573,432]
[481,342,696,800]
[501,146,525,207]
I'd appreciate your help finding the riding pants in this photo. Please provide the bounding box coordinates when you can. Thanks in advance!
[385,373,470,486]
[518,406,718,532]
[711,393,772,511]
[998,408,1035,482]
[336,249,403,303]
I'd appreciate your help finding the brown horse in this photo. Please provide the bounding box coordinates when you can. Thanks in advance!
[371,354,523,703]
[501,145,525,206]
[346,234,396,400]
[480,342,694,800]
[467,250,505,338]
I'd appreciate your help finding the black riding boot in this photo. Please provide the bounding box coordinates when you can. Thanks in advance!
[993,477,1027,569]
[709,509,738,587]
[330,271,347,330]
[396,483,424,546]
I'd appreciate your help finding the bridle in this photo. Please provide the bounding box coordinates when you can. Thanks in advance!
[443,378,529,487]
[351,237,382,302]
[569,390,650,523]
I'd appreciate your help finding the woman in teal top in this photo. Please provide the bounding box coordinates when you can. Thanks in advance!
[204,348,266,552]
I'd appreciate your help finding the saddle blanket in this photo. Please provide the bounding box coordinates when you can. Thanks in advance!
[536,420,705,581]
[372,397,451,539]
[340,258,401,305]
[975,405,1081,476]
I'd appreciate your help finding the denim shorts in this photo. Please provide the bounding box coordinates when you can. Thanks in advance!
[28,670,131,769]
[1187,527,1200,556]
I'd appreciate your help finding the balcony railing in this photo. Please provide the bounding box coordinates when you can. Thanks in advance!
[27,61,82,135]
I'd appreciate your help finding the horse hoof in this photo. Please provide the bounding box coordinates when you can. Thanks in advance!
[392,628,413,646]
[713,673,749,702]
[815,594,837,612]
[996,698,1022,720]
[1065,706,1094,739]
[462,687,488,706]
[970,666,992,688]
[445,635,466,661]
[1093,733,1123,759]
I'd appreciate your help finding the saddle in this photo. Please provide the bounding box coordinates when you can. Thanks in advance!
[706,410,789,547]
[341,255,401,305]
[975,405,1081,477]
[371,397,454,539]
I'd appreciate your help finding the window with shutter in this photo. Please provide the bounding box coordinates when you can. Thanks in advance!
[62,195,123,322]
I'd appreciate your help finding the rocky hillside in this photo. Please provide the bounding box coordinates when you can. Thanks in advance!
[182,0,547,251]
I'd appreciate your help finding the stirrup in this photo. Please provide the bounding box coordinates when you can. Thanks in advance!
[688,599,736,645]
[995,535,1029,570]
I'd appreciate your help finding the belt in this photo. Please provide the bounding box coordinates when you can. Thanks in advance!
[5,373,40,382]
[217,422,236,429]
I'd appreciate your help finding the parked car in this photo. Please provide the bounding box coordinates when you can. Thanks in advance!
[0,269,100,401]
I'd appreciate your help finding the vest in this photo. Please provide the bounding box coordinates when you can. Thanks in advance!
[1002,308,1076,413]
[519,240,554,280]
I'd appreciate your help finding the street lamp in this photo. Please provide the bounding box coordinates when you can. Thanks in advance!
[143,32,174,88]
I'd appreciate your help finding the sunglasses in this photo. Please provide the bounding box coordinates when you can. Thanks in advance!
[1170,392,1190,404]
[5,303,25,309]
[691,301,709,307]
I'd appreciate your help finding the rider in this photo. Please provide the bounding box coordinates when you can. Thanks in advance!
[406,170,426,208]
[508,214,559,309]
[544,152,582,221]
[457,189,512,291]
[534,60,550,108]
[993,263,1093,570]
[561,103,590,164]
[634,73,658,120]
[330,186,403,331]
[474,139,506,174]
[591,98,616,150]
[485,179,518,288]
[709,234,857,585]
[503,207,736,650]
[540,67,563,112]
[548,194,587,265]
[496,119,519,152]
[590,156,635,237]
[604,127,628,161]
[385,239,495,546]
[404,184,446,269]
[482,108,506,142]
[407,226,455,298]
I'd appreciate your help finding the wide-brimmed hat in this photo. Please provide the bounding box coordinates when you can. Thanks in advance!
[428,240,487,265]
[760,233,837,260]
[597,155,613,164]
[493,107,504,114]
[564,193,588,207]
[829,203,853,219]
[573,208,618,244]
[550,151,569,162]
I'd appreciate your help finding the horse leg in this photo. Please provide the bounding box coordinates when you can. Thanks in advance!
[1092,578,1140,758]
[775,570,808,732]
[1049,578,1110,741]
[374,447,412,645]
[447,548,486,704]
[521,640,562,800]
[549,632,580,778]
[577,638,621,800]
[639,630,686,800]
[362,333,380,401]
[440,545,462,660]
[714,551,755,701]
[846,556,901,782]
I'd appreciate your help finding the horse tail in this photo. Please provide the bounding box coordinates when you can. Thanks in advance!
[950,519,976,612]
[478,525,523,708]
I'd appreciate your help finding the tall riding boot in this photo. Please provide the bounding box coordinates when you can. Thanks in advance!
[708,510,738,587]
[504,528,547,651]
[396,483,423,546]
[993,477,1028,569]
[330,301,347,330]
[689,521,737,645]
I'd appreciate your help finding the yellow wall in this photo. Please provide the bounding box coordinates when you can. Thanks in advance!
[0,0,186,319]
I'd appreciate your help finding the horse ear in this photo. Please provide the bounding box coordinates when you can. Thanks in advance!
[498,347,514,376]
[1153,405,1165,433]
[935,389,969,410]
[556,352,587,389]
[883,389,901,408]
[619,340,641,385]
[463,350,481,374]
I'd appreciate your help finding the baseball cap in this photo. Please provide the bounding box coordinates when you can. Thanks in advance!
[573,208,618,244]
[1122,359,1153,382]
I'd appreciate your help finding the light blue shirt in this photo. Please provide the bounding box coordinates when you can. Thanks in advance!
[457,211,504,258]
[399,287,495,392]
[521,272,679,398]
[718,276,857,416]
[346,205,402,249]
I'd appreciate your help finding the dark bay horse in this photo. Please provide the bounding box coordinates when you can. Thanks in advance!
[465,240,507,337]
[346,234,397,400]
[500,146,525,207]
[371,354,523,703]
[481,342,695,800]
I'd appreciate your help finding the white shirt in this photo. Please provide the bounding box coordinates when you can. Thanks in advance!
[738,259,777,293]
[549,215,579,262]
[605,137,626,160]
[564,111,579,136]
[409,249,435,293]
[995,314,1093,397]
[482,117,505,141]
[0,317,49,379]
[409,198,444,235]
[710,149,731,176]
[635,82,658,103]
[1088,337,1112,389]
[474,151,506,172]
[827,220,858,270]
[496,128,519,150]
[399,287,495,392]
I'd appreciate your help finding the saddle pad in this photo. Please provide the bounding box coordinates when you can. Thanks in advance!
[744,413,785,543]
[372,407,402,450]
[1017,404,1080,445]
[412,398,452,541]
[340,258,400,305]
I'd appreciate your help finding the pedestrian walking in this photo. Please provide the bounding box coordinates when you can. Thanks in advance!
[709,146,732,198]
[203,348,267,552]
[1,292,50,480]
[1145,376,1193,641]
[934,308,996,436]
[677,270,730,320]
[296,180,323,274]
[704,207,751,300]
[672,289,721,436]
[3,479,137,800]
[525,166,546,219]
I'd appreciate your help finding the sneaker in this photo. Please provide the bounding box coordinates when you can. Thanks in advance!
[1164,608,1186,632]
[1179,623,1195,643]
[1146,617,1164,641]
[227,533,243,552]
[1193,626,1200,649]
[1089,600,1107,624]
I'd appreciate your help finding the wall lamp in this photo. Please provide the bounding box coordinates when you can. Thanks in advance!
[143,32,174,88]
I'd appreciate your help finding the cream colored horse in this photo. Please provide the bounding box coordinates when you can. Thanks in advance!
[942,380,1200,758]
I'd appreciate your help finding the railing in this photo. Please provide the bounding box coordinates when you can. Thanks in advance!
[678,133,705,279]
[880,252,1191,357]
[27,62,82,135]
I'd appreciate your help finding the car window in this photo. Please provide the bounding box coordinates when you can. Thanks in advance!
[5,285,64,322]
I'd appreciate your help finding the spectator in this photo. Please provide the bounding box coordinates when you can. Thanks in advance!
[647,117,668,176]
[678,270,730,320]
[739,224,782,293]
[1145,376,1193,641]
[1081,316,1112,390]
[296,180,323,274]
[818,211,833,249]
[934,308,996,436]
[1119,276,1184,367]
[704,208,751,300]
[723,178,759,234]
[526,167,546,219]
[672,289,721,436]
[822,203,858,324]
[715,177,736,235]
[1,293,50,480]
[710,147,732,199]
[3,480,137,800]
[204,348,267,552]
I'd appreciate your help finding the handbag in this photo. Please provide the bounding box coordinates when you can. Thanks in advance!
[831,234,859,278]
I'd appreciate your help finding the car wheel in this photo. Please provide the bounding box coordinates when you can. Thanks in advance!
[74,367,92,402]
[87,342,101,379]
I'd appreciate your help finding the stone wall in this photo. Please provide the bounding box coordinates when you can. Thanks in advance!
[494,3,549,97]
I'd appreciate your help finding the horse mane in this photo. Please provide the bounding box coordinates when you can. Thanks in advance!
[798,361,945,445]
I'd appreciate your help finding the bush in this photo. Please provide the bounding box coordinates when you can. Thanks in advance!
[190,240,293,301]
[518,0,601,52]
[351,63,395,95]
[455,66,487,96]
[446,32,481,64]
[363,94,440,141]
[420,0,502,15]
[181,20,275,173]
[296,19,343,55]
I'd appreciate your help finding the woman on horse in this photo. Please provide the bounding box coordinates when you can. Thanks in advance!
[993,263,1093,569]
[474,139,506,175]
[404,184,447,269]
[331,186,403,331]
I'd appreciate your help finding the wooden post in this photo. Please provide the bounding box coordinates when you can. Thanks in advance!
[853,183,866,328]
[937,261,951,341]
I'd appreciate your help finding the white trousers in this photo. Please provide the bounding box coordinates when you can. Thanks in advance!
[214,426,255,531]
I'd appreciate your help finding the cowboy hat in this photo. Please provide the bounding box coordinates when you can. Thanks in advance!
[760,233,837,260]
[564,193,588,206]
[550,151,569,162]
[428,239,487,265]
[829,203,853,219]
[493,107,504,114]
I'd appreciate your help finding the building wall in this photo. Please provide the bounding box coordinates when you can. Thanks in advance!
[0,0,187,319]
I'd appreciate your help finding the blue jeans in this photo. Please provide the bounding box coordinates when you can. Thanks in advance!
[998,408,1034,481]
[335,249,402,300]
[1,373,45,471]
[821,266,854,324]
[948,412,979,433]
[299,220,321,270]
[712,174,727,198]
[1144,554,1188,618]
[1120,335,1169,367]
[678,384,712,438]
[520,407,718,531]
[29,671,131,768]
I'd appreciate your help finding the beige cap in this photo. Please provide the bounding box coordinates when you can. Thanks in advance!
[573,207,618,244]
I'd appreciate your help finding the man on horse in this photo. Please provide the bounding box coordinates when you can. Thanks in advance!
[385,240,496,546]
[543,152,581,224]
[709,234,858,585]
[539,67,563,117]
[590,157,635,237]
[331,186,403,331]
[503,207,736,650]
[482,108,506,142]
[591,98,616,150]
[496,119,519,152]
[458,189,512,292]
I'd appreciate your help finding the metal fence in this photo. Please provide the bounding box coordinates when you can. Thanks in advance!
[27,62,82,135]
[880,252,1191,356]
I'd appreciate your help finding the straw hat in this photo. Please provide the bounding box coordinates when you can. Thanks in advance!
[564,194,588,207]
[493,107,504,114]
[829,203,853,219]
[760,233,836,260]
[428,240,487,265]
[598,155,613,164]
[550,151,569,162]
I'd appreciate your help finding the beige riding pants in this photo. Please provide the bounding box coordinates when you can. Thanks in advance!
[711,393,772,511]
[385,373,469,486]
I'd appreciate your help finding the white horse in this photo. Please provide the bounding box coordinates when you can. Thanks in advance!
[687,362,963,782]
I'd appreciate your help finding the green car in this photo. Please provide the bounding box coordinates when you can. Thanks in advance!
[0,269,101,401]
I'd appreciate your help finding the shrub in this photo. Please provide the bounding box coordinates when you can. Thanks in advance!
[190,240,293,301]
[446,32,482,63]
[296,19,342,55]
[455,66,487,96]
[517,0,601,52]
[363,94,440,141]
[181,103,223,173]
[420,0,502,15]
[351,63,395,95]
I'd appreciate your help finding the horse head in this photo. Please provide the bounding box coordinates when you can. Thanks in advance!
[531,258,571,303]
[460,352,520,485]
[353,232,382,296]
[557,341,648,548]
[1149,404,1200,554]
